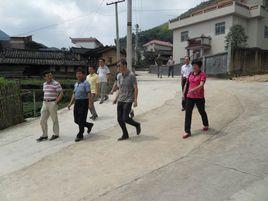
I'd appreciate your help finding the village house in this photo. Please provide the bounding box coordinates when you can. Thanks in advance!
[70,37,103,49]
[169,0,268,64]
[0,31,86,78]
[0,49,87,78]
[70,45,126,66]
[143,40,173,64]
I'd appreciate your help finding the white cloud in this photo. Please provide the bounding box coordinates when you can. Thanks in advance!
[0,0,203,48]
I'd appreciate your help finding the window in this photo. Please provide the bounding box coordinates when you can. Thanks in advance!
[181,31,189,42]
[215,22,225,35]
[60,66,66,72]
[50,66,56,72]
[67,66,75,73]
[264,26,268,38]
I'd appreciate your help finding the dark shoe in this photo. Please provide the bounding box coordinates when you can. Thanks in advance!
[117,136,129,141]
[90,115,98,121]
[87,124,94,134]
[99,101,104,104]
[104,96,109,101]
[49,135,59,141]
[182,133,191,139]
[75,136,84,142]
[136,124,141,135]
[36,136,48,142]
[130,110,134,118]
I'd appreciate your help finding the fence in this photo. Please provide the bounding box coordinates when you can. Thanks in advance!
[204,53,228,75]
[21,89,74,118]
[230,48,268,75]
[0,81,24,130]
[149,64,182,76]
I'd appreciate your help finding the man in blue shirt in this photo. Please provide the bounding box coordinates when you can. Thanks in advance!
[68,68,94,142]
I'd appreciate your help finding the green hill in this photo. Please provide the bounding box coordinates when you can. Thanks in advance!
[119,22,173,49]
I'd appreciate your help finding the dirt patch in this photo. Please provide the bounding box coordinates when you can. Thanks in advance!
[232,74,268,82]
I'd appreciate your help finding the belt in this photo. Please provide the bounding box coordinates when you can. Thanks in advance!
[44,99,56,102]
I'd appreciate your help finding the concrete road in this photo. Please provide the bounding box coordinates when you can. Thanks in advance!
[0,73,268,201]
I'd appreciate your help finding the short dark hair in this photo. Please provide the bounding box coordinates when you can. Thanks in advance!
[99,58,105,62]
[191,60,202,68]
[42,71,52,77]
[76,67,86,74]
[117,59,127,67]
[88,66,96,71]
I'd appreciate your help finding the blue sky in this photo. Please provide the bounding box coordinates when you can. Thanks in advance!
[0,0,203,48]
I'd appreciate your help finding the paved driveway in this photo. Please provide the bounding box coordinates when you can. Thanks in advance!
[0,73,268,201]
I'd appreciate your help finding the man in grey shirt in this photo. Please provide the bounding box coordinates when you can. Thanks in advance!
[113,59,141,141]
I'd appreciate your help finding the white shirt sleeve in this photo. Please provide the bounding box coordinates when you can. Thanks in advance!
[181,65,184,75]
[106,66,110,74]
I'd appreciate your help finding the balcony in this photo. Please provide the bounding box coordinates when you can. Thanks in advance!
[169,1,265,30]
[186,35,211,51]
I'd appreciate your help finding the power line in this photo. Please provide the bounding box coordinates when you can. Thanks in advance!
[16,0,105,36]
[15,3,188,36]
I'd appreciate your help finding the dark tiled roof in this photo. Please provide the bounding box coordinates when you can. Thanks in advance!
[71,46,126,56]
[0,49,86,66]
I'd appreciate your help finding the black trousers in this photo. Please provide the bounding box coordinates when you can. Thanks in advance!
[157,66,162,78]
[168,66,174,77]
[117,101,140,138]
[74,99,93,138]
[184,98,209,134]
[181,77,187,109]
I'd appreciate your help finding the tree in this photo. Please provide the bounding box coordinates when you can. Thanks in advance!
[225,25,248,49]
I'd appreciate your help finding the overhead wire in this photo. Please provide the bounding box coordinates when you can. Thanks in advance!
[16,0,106,36]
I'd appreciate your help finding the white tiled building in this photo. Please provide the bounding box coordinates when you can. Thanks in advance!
[169,0,268,63]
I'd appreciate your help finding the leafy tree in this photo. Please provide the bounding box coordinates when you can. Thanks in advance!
[225,25,248,49]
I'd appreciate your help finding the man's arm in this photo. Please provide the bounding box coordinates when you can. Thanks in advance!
[181,66,184,87]
[133,83,138,107]
[56,91,64,104]
[110,81,119,94]
[88,91,93,109]
[68,94,75,110]
[95,82,99,96]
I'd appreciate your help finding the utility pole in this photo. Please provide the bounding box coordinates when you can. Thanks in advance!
[127,0,132,71]
[134,24,140,65]
[107,0,125,62]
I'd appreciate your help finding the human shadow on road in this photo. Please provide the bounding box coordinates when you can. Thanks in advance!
[190,128,218,138]
[129,135,159,143]
[83,133,111,142]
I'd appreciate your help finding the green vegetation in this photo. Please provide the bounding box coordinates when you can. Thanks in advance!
[119,22,172,49]
[225,25,248,49]
[0,77,15,85]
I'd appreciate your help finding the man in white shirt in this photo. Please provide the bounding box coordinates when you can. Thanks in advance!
[181,56,192,111]
[97,58,111,104]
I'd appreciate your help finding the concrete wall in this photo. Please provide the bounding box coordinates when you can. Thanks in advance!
[172,15,233,63]
[74,42,97,49]
[205,53,228,75]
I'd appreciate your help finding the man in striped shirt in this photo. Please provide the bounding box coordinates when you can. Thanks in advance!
[37,72,64,142]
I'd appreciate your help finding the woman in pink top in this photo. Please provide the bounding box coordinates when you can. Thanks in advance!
[183,60,209,139]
